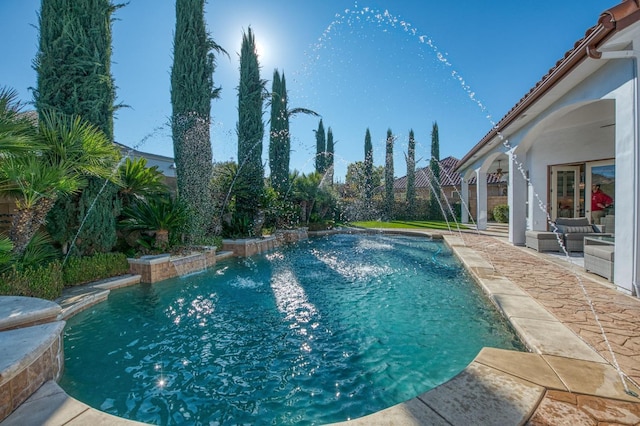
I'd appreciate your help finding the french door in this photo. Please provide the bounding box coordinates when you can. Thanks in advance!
[550,165,581,221]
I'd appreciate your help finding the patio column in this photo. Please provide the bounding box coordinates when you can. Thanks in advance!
[475,168,487,230]
[508,151,526,245]
[461,177,469,223]
[613,65,639,295]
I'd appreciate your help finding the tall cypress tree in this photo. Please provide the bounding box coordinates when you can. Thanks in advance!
[406,129,416,217]
[269,69,289,194]
[36,0,122,255]
[364,128,373,210]
[326,126,334,185]
[236,27,265,234]
[171,0,222,241]
[34,0,119,139]
[429,121,442,220]
[315,119,326,174]
[268,70,317,196]
[384,128,395,220]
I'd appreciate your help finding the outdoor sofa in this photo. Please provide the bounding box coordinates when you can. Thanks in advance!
[526,217,610,253]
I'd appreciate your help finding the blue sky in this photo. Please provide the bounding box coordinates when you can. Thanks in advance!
[1,0,613,181]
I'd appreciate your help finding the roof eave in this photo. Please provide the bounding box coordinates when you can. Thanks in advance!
[455,0,640,173]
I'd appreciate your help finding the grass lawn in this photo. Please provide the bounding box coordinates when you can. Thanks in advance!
[347,220,470,231]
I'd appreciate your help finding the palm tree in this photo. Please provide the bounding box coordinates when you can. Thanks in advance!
[0,87,38,155]
[0,109,120,256]
[120,196,187,249]
[118,157,168,208]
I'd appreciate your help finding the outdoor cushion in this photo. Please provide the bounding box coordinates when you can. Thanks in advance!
[555,217,590,227]
[552,217,594,235]
[525,230,559,240]
[564,225,596,233]
[584,245,615,261]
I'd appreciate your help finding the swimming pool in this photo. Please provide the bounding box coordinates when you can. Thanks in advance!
[60,233,524,425]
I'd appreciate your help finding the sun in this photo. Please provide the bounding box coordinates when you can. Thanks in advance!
[255,39,267,62]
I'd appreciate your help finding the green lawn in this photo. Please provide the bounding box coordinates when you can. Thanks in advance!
[347,220,469,231]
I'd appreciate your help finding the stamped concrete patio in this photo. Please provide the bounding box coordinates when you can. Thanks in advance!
[2,225,640,425]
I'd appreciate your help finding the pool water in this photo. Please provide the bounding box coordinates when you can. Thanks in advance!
[61,233,524,425]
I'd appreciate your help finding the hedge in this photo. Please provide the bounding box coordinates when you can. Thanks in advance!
[493,204,509,223]
[0,262,64,300]
[62,252,130,286]
[0,252,131,300]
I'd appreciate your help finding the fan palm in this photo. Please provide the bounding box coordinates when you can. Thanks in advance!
[0,108,120,256]
[0,87,39,156]
[118,157,168,208]
[120,196,187,249]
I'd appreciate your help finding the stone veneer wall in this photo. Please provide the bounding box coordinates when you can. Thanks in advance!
[222,228,309,257]
[0,322,65,422]
[128,247,217,284]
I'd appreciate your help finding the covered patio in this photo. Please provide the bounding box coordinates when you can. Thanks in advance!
[455,1,640,297]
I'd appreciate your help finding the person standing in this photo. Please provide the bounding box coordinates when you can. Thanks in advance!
[591,184,613,223]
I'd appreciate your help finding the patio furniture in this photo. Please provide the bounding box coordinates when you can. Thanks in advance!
[553,217,610,252]
[525,230,562,252]
[584,236,615,281]
[601,214,615,234]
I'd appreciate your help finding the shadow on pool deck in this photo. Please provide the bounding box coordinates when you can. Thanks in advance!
[2,226,640,425]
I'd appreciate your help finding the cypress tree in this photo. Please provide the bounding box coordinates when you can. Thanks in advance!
[34,0,119,139]
[429,121,442,220]
[35,0,122,254]
[171,0,222,241]
[315,119,326,174]
[406,129,416,217]
[268,70,317,196]
[364,128,373,210]
[269,69,289,194]
[384,128,395,220]
[326,127,334,185]
[236,27,265,234]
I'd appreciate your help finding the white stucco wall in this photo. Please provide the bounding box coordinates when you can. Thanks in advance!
[459,54,638,294]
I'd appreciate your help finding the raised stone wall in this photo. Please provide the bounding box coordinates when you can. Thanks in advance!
[0,322,65,422]
[222,228,309,257]
[128,247,217,284]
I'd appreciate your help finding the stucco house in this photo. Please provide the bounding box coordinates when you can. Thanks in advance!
[454,0,640,296]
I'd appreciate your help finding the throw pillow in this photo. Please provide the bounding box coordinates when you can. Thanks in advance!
[564,225,594,233]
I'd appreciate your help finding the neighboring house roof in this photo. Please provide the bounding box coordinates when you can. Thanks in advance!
[393,156,502,190]
[455,0,640,171]
[19,110,38,124]
[115,142,176,178]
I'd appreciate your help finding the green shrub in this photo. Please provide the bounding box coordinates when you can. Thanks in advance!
[493,204,509,223]
[62,252,130,286]
[0,261,64,300]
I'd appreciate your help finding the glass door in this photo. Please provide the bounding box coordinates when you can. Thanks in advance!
[550,165,581,221]
[586,161,615,224]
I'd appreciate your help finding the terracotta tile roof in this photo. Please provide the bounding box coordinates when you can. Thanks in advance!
[393,156,502,190]
[456,0,640,171]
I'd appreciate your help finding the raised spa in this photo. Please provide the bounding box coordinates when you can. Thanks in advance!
[61,233,523,425]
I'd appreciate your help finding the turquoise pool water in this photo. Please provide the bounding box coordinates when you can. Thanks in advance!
[61,233,524,425]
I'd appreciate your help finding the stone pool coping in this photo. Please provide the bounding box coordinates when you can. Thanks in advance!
[2,230,639,425]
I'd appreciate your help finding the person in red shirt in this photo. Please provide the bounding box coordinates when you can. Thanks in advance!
[591,184,613,223]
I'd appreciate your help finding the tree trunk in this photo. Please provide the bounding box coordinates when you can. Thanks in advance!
[10,197,57,257]
[154,229,169,249]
